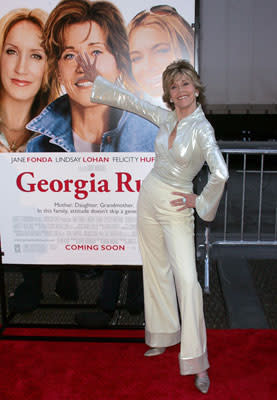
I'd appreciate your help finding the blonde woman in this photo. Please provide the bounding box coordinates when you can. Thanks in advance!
[127,5,194,106]
[77,55,229,394]
[0,8,57,152]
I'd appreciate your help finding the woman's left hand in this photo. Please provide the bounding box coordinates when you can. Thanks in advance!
[170,192,198,211]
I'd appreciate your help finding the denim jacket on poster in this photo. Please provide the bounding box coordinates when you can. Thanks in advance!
[26,94,158,152]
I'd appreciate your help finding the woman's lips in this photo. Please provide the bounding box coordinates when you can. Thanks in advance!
[75,79,93,88]
[11,79,32,87]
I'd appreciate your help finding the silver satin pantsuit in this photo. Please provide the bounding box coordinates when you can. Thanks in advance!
[91,76,229,375]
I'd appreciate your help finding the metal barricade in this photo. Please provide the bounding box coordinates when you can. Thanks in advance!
[199,144,277,293]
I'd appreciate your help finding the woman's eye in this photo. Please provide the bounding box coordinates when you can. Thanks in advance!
[92,50,102,56]
[6,48,16,55]
[155,46,170,55]
[63,53,75,60]
[32,53,43,60]
[130,55,142,64]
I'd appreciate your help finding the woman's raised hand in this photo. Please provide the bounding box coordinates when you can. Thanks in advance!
[76,52,98,83]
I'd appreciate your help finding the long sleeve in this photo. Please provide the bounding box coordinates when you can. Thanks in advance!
[90,76,169,127]
[195,124,229,221]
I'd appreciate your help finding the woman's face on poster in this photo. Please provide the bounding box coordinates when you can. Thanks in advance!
[58,21,120,108]
[0,20,46,103]
[129,24,180,98]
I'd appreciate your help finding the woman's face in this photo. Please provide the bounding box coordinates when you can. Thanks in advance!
[169,73,197,116]
[0,20,46,103]
[58,21,119,108]
[129,24,180,97]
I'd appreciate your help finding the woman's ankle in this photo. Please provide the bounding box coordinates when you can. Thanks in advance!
[197,370,208,378]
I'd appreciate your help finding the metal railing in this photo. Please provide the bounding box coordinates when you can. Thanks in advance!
[199,144,277,293]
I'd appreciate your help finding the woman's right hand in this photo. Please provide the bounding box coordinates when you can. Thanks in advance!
[170,191,198,211]
[76,52,98,83]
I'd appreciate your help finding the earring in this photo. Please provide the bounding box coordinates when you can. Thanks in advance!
[170,98,173,103]
[195,92,199,97]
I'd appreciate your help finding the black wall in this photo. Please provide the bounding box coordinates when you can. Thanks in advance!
[207,114,277,141]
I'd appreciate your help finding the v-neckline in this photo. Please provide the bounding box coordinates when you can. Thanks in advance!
[168,121,178,150]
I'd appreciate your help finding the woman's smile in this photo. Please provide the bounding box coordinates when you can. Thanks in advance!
[169,74,197,117]
[58,21,119,108]
[75,78,93,88]
[0,20,46,103]
[11,78,32,87]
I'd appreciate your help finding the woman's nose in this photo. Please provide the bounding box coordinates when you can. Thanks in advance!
[15,54,28,74]
[75,59,84,73]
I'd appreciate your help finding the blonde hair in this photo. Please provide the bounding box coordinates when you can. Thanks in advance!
[162,59,205,110]
[129,8,194,61]
[0,8,58,117]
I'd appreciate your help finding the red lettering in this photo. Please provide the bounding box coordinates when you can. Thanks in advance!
[37,179,49,192]
[16,172,35,192]
[116,172,134,192]
[16,171,111,198]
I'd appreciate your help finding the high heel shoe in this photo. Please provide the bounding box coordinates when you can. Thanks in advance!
[144,347,166,357]
[195,374,210,394]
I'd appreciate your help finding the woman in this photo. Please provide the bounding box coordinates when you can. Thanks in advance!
[0,8,58,313]
[26,0,157,153]
[0,8,56,152]
[127,5,194,107]
[26,0,157,319]
[77,55,229,393]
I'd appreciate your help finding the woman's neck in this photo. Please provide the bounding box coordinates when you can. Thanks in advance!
[175,102,197,121]
[71,103,118,144]
[0,95,33,151]
[0,94,34,129]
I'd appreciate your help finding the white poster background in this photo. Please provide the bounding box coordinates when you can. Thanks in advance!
[0,153,154,264]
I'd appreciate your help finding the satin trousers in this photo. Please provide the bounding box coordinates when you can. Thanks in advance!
[137,172,209,375]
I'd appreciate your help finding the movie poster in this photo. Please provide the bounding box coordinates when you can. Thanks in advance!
[0,0,196,264]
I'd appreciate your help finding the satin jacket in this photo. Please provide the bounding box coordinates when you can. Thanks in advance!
[90,76,229,221]
[26,94,158,152]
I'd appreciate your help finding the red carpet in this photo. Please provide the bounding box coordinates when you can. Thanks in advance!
[0,329,276,400]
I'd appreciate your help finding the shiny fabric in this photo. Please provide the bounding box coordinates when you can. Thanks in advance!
[90,76,228,375]
[91,76,229,221]
[138,173,209,375]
